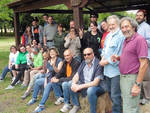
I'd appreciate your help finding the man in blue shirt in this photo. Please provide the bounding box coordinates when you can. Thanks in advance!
[136,9,150,104]
[100,15,124,113]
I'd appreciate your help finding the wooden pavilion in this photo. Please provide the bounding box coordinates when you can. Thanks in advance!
[8,0,150,46]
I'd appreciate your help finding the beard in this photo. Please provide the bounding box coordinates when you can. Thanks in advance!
[85,59,92,64]
[136,19,144,24]
[123,30,134,39]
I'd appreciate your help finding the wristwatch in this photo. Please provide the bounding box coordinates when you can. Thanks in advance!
[135,81,141,87]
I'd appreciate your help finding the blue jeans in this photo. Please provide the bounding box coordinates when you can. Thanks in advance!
[39,82,63,106]
[74,56,81,63]
[32,78,45,99]
[62,81,72,104]
[46,41,54,48]
[0,65,13,80]
[105,75,122,113]
[70,84,105,113]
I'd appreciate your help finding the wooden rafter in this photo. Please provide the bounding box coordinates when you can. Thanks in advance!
[21,9,91,14]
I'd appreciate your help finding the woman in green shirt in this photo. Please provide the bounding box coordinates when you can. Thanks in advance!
[54,24,66,57]
[6,45,28,89]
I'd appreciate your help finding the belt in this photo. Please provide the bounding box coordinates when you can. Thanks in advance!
[47,40,53,42]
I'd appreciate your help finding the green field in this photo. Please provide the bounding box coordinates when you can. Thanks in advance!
[0,37,150,113]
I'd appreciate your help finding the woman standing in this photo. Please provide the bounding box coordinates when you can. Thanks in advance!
[54,24,66,57]
[80,21,102,59]
[64,27,81,62]
[22,26,32,46]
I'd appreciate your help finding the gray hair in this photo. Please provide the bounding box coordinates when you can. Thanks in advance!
[120,17,138,32]
[107,15,120,25]
[32,47,39,53]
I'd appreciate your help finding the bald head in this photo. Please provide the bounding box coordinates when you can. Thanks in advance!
[83,48,94,64]
[64,49,73,63]
[83,48,93,54]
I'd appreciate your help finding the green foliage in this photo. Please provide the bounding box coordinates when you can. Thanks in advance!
[98,11,136,21]
[0,0,13,21]
[19,13,33,34]
[0,0,14,28]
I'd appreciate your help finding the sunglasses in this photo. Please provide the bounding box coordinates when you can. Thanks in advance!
[83,52,92,57]
[90,15,97,18]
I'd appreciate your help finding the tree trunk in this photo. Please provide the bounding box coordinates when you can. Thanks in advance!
[4,25,7,34]
[0,27,3,36]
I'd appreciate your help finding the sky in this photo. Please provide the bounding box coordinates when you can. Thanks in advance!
[126,10,138,14]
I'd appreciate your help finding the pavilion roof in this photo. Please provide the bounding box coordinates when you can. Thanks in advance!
[8,0,150,13]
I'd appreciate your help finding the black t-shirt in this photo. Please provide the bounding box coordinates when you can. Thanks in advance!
[81,30,102,59]
[33,26,39,43]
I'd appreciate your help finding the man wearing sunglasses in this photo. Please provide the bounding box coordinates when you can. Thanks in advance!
[68,48,106,113]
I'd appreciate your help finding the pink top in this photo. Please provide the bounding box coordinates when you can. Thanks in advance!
[119,33,148,74]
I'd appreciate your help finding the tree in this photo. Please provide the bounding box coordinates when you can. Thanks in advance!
[0,0,14,35]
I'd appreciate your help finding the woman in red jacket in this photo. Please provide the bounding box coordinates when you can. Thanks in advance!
[22,25,32,46]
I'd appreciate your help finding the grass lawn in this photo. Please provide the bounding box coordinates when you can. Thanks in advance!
[0,37,150,113]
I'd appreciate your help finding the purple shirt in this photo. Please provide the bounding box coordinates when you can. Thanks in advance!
[119,33,148,74]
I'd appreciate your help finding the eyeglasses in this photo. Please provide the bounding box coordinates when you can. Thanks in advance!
[83,52,92,57]
[20,47,25,50]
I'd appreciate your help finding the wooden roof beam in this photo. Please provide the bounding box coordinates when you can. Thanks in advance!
[13,0,69,13]
[20,9,91,14]
[94,4,150,13]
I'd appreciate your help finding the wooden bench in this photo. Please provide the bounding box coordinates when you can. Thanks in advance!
[78,92,112,113]
[49,91,112,113]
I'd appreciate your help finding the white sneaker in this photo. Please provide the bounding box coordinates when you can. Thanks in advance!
[5,85,14,90]
[12,77,15,81]
[0,79,3,83]
[11,77,16,84]
[60,104,72,113]
[140,98,149,105]
[55,97,64,105]
[69,105,80,113]
[15,80,22,85]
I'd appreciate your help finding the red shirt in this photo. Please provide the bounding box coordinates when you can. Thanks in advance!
[101,32,109,48]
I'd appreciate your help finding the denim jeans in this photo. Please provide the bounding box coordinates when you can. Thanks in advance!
[62,81,72,104]
[46,41,54,48]
[70,83,105,113]
[32,78,45,99]
[0,65,13,80]
[51,82,63,98]
[39,81,63,106]
[74,56,81,63]
[105,75,122,113]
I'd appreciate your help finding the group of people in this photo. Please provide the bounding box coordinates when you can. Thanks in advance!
[0,9,150,113]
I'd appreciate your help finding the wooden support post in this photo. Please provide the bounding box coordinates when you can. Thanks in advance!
[71,0,84,29]
[73,7,83,29]
[14,12,20,47]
